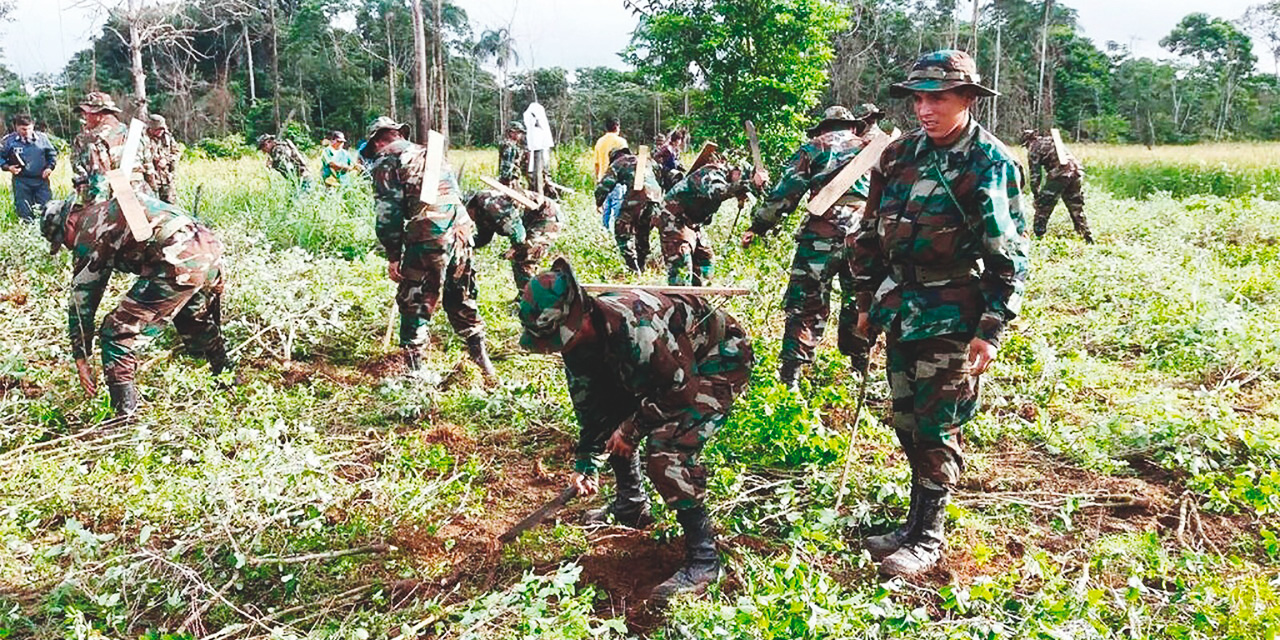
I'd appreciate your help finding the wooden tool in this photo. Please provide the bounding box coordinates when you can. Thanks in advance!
[687,141,719,173]
[1049,128,1070,167]
[418,129,445,205]
[499,485,578,545]
[806,127,901,217]
[744,120,765,176]
[633,145,650,191]
[581,283,752,296]
[478,176,540,210]
[111,118,152,242]
[546,179,578,194]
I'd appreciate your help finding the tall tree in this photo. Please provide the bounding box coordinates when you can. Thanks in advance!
[476,27,518,132]
[1162,13,1257,138]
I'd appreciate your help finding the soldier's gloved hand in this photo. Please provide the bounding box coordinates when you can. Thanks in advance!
[740,230,756,248]
[605,428,634,459]
[75,358,97,397]
[571,472,599,497]
[387,261,402,283]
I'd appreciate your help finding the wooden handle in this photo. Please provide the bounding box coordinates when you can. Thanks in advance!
[581,283,753,296]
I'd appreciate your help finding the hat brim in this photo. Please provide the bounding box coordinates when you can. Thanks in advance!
[78,104,122,114]
[807,118,866,138]
[889,79,998,98]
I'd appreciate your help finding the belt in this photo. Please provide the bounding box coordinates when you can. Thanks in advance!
[891,262,978,284]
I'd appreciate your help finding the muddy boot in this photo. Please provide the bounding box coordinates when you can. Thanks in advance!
[402,347,424,372]
[108,382,139,417]
[650,506,720,606]
[466,335,498,384]
[878,484,950,577]
[864,481,920,561]
[778,360,803,392]
[584,452,654,528]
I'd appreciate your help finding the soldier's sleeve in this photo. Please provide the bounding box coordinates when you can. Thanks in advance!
[594,165,619,207]
[373,165,408,262]
[565,367,628,475]
[968,159,1030,347]
[81,138,113,204]
[67,254,112,361]
[749,147,811,234]
[1027,143,1043,193]
[850,168,890,313]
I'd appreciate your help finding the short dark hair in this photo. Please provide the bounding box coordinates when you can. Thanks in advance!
[605,117,619,132]
[13,115,33,127]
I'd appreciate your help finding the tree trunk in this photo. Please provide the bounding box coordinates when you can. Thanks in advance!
[244,21,257,104]
[129,1,149,118]
[385,10,397,121]
[269,0,282,130]
[410,0,431,141]
[434,0,449,138]
[1037,0,1052,126]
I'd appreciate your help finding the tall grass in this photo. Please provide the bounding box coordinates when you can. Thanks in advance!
[1074,142,1280,199]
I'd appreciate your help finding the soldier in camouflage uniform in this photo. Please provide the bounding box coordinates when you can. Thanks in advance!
[518,258,753,605]
[1023,129,1092,243]
[256,134,312,184]
[362,116,497,382]
[498,121,528,188]
[659,156,762,286]
[742,103,886,389]
[40,194,229,416]
[71,92,150,207]
[652,133,686,191]
[850,50,1029,577]
[594,146,663,274]
[144,114,180,204]
[465,188,564,295]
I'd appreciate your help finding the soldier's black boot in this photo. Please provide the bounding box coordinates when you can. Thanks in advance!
[650,506,721,606]
[465,335,499,384]
[879,483,950,577]
[402,347,424,372]
[108,382,139,417]
[778,360,803,392]
[584,452,654,528]
[864,480,920,560]
[207,341,232,377]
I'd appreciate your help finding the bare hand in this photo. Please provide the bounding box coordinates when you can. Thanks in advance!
[41,168,52,180]
[7,166,18,175]
[857,312,871,339]
[752,168,769,189]
[75,359,97,397]
[571,472,599,497]
[387,261,402,283]
[605,428,634,459]
[740,230,756,248]
[967,338,998,376]
[501,247,517,260]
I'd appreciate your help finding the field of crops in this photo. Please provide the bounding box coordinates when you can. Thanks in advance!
[1,144,1279,639]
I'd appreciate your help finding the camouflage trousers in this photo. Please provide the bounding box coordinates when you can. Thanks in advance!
[614,201,657,273]
[397,240,484,349]
[885,333,979,488]
[780,233,859,365]
[642,366,751,510]
[510,224,560,294]
[99,233,226,384]
[660,213,713,286]
[1033,176,1091,240]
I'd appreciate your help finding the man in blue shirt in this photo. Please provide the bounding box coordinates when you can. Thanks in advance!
[2,115,58,222]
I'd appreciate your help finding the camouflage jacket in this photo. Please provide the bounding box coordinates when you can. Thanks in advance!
[146,129,180,181]
[268,139,311,180]
[498,138,526,185]
[1026,134,1083,192]
[370,138,472,262]
[562,291,753,473]
[594,154,663,209]
[65,194,223,359]
[750,127,872,240]
[851,119,1029,346]
[72,117,149,206]
[663,161,752,227]
[467,189,563,249]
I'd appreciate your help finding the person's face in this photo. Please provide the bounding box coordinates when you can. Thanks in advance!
[372,131,400,153]
[82,110,106,128]
[15,123,33,138]
[912,89,974,143]
[331,138,345,149]
[261,141,276,153]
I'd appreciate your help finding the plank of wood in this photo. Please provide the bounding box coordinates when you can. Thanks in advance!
[418,129,445,205]
[806,127,901,217]
[581,283,753,296]
[1050,128,1070,167]
[117,119,146,175]
[478,175,539,210]
[632,145,650,191]
[744,120,764,175]
[687,141,719,173]
[106,169,153,242]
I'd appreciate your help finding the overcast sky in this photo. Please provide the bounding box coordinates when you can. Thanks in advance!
[2,0,1271,78]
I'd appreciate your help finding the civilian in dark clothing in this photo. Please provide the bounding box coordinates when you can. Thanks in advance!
[2,115,57,222]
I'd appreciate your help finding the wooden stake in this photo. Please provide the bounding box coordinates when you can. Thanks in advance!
[687,141,719,173]
[1050,128,1070,167]
[418,129,444,205]
[106,169,153,242]
[744,120,764,176]
[478,176,539,210]
[633,145,650,191]
[807,128,900,217]
[581,283,752,296]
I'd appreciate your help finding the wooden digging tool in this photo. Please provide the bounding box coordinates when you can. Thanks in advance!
[633,145,650,191]
[479,176,540,210]
[499,485,579,545]
[744,120,765,178]
[581,283,752,296]
[806,128,901,217]
[107,118,153,242]
[1049,128,1070,167]
[834,358,872,512]
[687,141,719,173]
[546,179,578,194]
[418,130,445,206]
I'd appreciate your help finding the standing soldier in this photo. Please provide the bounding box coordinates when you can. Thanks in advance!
[595,146,663,274]
[71,92,149,207]
[144,114,180,203]
[659,156,763,286]
[256,134,312,185]
[517,258,753,604]
[741,104,886,389]
[498,121,528,188]
[362,117,497,382]
[39,194,229,416]
[465,188,564,296]
[851,50,1029,577]
[1023,129,1092,243]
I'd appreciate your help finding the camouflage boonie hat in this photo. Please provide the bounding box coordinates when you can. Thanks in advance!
[255,133,276,148]
[1021,128,1038,143]
[77,92,121,114]
[890,49,997,98]
[807,105,863,136]
[39,197,75,254]
[507,121,526,133]
[148,114,167,128]
[518,258,588,353]
[366,116,410,141]
[851,103,886,122]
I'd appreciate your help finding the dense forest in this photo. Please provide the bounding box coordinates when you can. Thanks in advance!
[1,0,1278,152]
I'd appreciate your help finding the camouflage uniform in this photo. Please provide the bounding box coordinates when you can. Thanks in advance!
[659,160,751,286]
[466,189,564,293]
[71,93,150,207]
[594,151,663,273]
[750,106,880,375]
[653,140,685,191]
[145,116,180,204]
[1025,132,1092,242]
[498,122,528,188]
[42,194,227,414]
[368,128,487,363]
[260,136,312,183]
